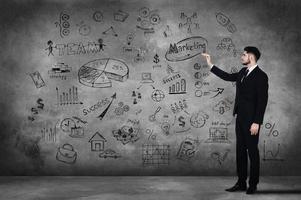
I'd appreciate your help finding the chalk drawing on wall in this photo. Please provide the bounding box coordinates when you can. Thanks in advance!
[190,111,209,128]
[97,38,106,51]
[168,78,187,94]
[215,12,237,33]
[137,7,160,35]
[46,40,54,56]
[177,137,200,161]
[54,11,70,38]
[125,32,135,46]
[114,102,130,116]
[99,149,121,159]
[163,25,172,37]
[142,144,170,166]
[131,90,142,104]
[170,99,188,114]
[137,72,155,90]
[56,86,83,106]
[77,21,91,36]
[48,63,72,80]
[216,37,237,57]
[114,10,129,22]
[210,149,230,165]
[262,140,284,161]
[140,72,154,84]
[60,117,85,138]
[29,71,46,89]
[149,106,161,122]
[56,143,77,164]
[27,98,44,121]
[54,41,104,56]
[92,11,103,22]
[78,58,129,88]
[195,81,203,89]
[145,129,157,141]
[163,72,181,84]
[161,122,171,136]
[102,26,118,37]
[165,36,208,62]
[89,132,107,151]
[178,12,199,34]
[210,88,224,98]
[82,97,110,117]
[264,122,279,137]
[174,115,192,133]
[205,127,231,143]
[151,89,165,102]
[166,64,177,75]
[41,120,59,143]
[97,93,116,120]
[153,53,161,69]
[112,125,140,145]
[213,100,231,115]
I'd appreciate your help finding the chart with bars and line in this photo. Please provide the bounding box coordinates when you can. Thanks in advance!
[168,79,186,94]
[142,144,170,166]
[41,126,56,143]
[205,127,231,143]
[56,86,83,106]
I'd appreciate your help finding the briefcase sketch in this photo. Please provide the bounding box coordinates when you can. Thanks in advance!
[70,127,84,138]
[56,143,77,164]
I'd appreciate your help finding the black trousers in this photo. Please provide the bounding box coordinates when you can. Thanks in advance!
[235,116,260,187]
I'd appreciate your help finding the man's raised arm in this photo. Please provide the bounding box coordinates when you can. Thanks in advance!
[201,53,238,82]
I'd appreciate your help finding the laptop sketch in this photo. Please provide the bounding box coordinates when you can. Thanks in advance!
[140,73,154,83]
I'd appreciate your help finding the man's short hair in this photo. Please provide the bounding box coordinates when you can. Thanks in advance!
[244,46,261,61]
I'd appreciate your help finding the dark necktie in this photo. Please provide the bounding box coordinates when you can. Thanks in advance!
[241,69,249,82]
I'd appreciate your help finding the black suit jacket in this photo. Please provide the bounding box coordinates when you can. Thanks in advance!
[211,65,268,124]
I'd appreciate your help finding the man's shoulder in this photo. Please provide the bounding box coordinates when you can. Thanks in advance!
[256,66,268,80]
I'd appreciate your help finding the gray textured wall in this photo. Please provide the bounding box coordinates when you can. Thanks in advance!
[0,0,300,175]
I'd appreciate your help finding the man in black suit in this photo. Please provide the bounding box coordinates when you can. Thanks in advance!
[201,46,268,194]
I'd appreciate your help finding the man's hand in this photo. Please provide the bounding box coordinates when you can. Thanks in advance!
[250,123,260,135]
[201,53,213,66]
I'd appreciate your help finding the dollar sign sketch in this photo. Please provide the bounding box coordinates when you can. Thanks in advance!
[37,98,44,109]
[153,54,160,63]
[31,107,38,115]
[178,116,185,127]
[219,106,224,114]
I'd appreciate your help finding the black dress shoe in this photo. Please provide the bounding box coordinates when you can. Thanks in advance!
[246,186,257,194]
[225,184,247,192]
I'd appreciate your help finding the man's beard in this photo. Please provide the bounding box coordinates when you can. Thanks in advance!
[242,60,250,65]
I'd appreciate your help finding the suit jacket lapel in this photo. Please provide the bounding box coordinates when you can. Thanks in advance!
[243,66,259,82]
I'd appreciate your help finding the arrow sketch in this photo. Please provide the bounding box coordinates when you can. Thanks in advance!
[210,88,224,98]
[97,93,117,120]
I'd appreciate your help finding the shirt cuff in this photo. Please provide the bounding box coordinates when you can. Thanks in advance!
[209,64,214,69]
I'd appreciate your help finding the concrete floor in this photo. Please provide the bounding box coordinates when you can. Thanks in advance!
[0,177,300,200]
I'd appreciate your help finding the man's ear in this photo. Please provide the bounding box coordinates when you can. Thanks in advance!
[248,53,255,62]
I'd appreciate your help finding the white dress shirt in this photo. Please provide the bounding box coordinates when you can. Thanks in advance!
[246,64,257,76]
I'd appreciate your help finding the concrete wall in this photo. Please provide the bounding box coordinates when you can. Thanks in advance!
[0,0,300,175]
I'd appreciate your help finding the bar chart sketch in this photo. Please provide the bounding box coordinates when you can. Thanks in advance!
[56,86,83,106]
[168,79,186,94]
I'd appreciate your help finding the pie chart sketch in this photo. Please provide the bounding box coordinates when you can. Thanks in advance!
[78,58,129,88]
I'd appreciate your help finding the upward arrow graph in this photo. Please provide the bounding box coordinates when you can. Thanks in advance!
[97,93,117,120]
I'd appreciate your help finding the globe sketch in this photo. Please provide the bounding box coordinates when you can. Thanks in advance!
[151,89,165,102]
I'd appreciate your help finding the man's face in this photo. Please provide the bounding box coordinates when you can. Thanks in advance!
[241,51,251,65]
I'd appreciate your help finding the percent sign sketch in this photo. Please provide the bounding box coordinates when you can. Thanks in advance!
[265,122,279,137]
[146,129,156,141]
